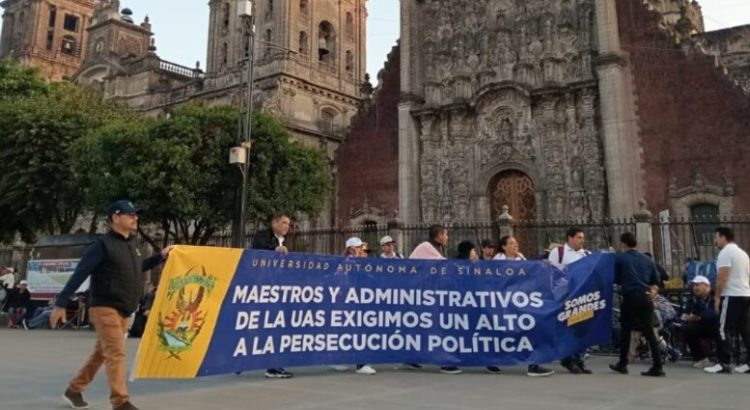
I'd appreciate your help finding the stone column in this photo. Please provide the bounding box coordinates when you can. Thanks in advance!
[594,0,641,218]
[397,0,422,223]
[398,101,421,223]
[633,199,654,255]
[497,205,514,239]
[387,217,405,256]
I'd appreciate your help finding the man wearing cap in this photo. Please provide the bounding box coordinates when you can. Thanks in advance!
[680,275,718,368]
[379,236,403,259]
[50,200,173,410]
[609,232,664,377]
[336,237,377,375]
[251,213,294,379]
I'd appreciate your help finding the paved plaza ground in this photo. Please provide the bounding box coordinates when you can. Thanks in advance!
[0,327,747,410]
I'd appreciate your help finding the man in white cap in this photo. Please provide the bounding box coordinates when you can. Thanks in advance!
[336,237,377,375]
[379,236,403,259]
[680,275,718,368]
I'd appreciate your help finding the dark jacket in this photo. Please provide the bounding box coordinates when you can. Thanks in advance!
[3,288,30,311]
[614,250,660,296]
[55,231,163,317]
[685,294,718,326]
[252,228,284,251]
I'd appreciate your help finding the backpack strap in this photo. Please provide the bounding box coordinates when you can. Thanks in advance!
[557,246,565,264]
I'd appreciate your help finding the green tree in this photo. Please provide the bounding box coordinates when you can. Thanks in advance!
[72,103,331,247]
[0,58,48,99]
[0,79,129,243]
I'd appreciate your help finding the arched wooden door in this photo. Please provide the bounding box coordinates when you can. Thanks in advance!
[488,170,536,221]
[488,170,537,255]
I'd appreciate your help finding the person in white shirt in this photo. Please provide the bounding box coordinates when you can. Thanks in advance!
[379,236,404,259]
[704,227,750,374]
[549,227,593,374]
[494,236,555,377]
[548,227,591,270]
[333,237,378,376]
[494,236,526,261]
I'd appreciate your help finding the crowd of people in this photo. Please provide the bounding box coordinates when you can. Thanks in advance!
[2,200,748,410]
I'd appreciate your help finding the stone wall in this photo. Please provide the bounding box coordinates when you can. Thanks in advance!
[617,0,750,215]
[336,45,400,226]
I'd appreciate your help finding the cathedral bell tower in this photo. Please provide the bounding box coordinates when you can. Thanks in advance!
[0,0,97,81]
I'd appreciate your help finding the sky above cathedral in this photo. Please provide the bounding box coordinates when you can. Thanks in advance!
[1,1,748,83]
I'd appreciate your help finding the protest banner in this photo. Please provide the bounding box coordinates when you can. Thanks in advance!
[133,246,614,379]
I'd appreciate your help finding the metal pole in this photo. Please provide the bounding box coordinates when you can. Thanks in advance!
[232,8,256,248]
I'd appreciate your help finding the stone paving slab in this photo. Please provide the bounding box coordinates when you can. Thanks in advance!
[0,328,747,410]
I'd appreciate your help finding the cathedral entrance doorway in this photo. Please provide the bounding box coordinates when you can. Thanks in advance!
[488,170,537,255]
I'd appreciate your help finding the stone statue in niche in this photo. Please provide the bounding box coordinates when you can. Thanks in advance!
[559,0,577,29]
[498,117,514,144]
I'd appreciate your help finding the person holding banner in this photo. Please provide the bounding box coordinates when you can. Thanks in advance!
[549,227,593,374]
[609,232,665,377]
[250,213,294,379]
[379,236,404,259]
[495,236,555,377]
[50,200,173,410]
[409,225,462,375]
[331,237,378,375]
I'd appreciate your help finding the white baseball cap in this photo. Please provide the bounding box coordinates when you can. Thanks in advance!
[691,275,710,285]
[380,235,396,246]
[345,237,364,248]
[19,280,28,286]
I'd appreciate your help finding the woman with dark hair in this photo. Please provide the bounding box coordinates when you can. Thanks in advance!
[493,235,526,261]
[456,241,479,261]
[493,236,556,377]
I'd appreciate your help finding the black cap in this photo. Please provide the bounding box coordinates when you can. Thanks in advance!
[106,200,139,217]
[481,239,496,248]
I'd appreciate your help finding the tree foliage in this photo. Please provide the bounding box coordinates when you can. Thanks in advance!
[72,103,331,247]
[0,59,48,99]
[0,69,129,242]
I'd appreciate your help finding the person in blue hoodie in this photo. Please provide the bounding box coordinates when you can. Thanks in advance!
[680,275,719,369]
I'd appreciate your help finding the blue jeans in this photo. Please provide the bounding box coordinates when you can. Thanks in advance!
[29,309,52,329]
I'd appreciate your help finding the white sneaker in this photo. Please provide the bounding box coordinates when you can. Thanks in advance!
[330,365,349,372]
[692,358,712,368]
[356,365,376,375]
[704,363,730,374]
[733,364,750,374]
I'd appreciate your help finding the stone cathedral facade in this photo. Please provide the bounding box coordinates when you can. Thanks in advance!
[398,0,608,223]
[391,0,750,224]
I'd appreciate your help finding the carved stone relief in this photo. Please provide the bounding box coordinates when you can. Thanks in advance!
[419,0,596,90]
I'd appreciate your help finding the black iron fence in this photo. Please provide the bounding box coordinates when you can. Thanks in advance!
[651,214,750,278]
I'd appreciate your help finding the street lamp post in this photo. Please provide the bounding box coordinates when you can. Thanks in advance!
[231,0,256,248]
[230,0,298,248]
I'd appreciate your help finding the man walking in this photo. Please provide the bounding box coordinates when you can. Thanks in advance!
[50,200,172,410]
[609,232,665,377]
[704,227,750,374]
[549,227,593,374]
[251,213,294,379]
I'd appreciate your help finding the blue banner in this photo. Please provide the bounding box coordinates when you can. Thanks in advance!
[181,250,614,376]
